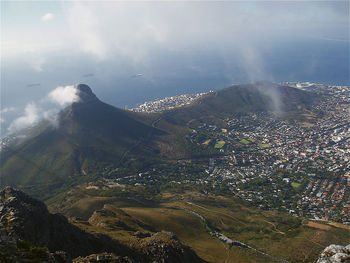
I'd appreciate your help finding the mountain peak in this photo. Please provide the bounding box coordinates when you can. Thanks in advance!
[76,84,98,103]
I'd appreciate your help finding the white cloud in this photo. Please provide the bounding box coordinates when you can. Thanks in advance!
[41,13,54,22]
[63,2,348,57]
[8,103,39,133]
[47,85,80,106]
[5,85,80,134]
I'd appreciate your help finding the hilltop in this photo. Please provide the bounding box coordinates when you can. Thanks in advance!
[160,82,316,124]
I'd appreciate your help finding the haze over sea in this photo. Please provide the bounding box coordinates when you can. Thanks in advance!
[1,1,349,136]
[3,38,348,108]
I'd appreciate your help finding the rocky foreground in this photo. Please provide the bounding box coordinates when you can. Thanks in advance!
[0,186,348,263]
[0,187,205,262]
[316,244,350,263]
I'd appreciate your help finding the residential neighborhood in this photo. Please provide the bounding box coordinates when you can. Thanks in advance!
[119,83,350,224]
[130,92,211,113]
[186,83,350,223]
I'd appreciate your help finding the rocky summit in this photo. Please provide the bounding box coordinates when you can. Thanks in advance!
[0,187,205,263]
[76,84,99,103]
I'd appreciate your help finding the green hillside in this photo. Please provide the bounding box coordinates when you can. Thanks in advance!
[0,85,163,198]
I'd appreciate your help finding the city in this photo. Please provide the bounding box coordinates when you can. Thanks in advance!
[90,83,350,225]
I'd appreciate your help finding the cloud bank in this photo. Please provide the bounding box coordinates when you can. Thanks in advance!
[3,2,348,59]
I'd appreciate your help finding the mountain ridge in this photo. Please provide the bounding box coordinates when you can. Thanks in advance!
[160,82,316,125]
[0,82,319,197]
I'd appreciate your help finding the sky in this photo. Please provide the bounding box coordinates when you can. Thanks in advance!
[1,1,349,136]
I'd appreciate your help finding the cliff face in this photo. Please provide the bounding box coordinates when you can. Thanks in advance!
[0,187,205,263]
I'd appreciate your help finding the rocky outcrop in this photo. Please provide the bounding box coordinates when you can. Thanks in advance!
[316,244,350,263]
[0,187,130,260]
[135,231,206,263]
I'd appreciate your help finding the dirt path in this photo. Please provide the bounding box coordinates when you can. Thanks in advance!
[262,219,286,235]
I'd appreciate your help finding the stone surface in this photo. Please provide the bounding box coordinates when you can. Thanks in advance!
[317,244,350,263]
